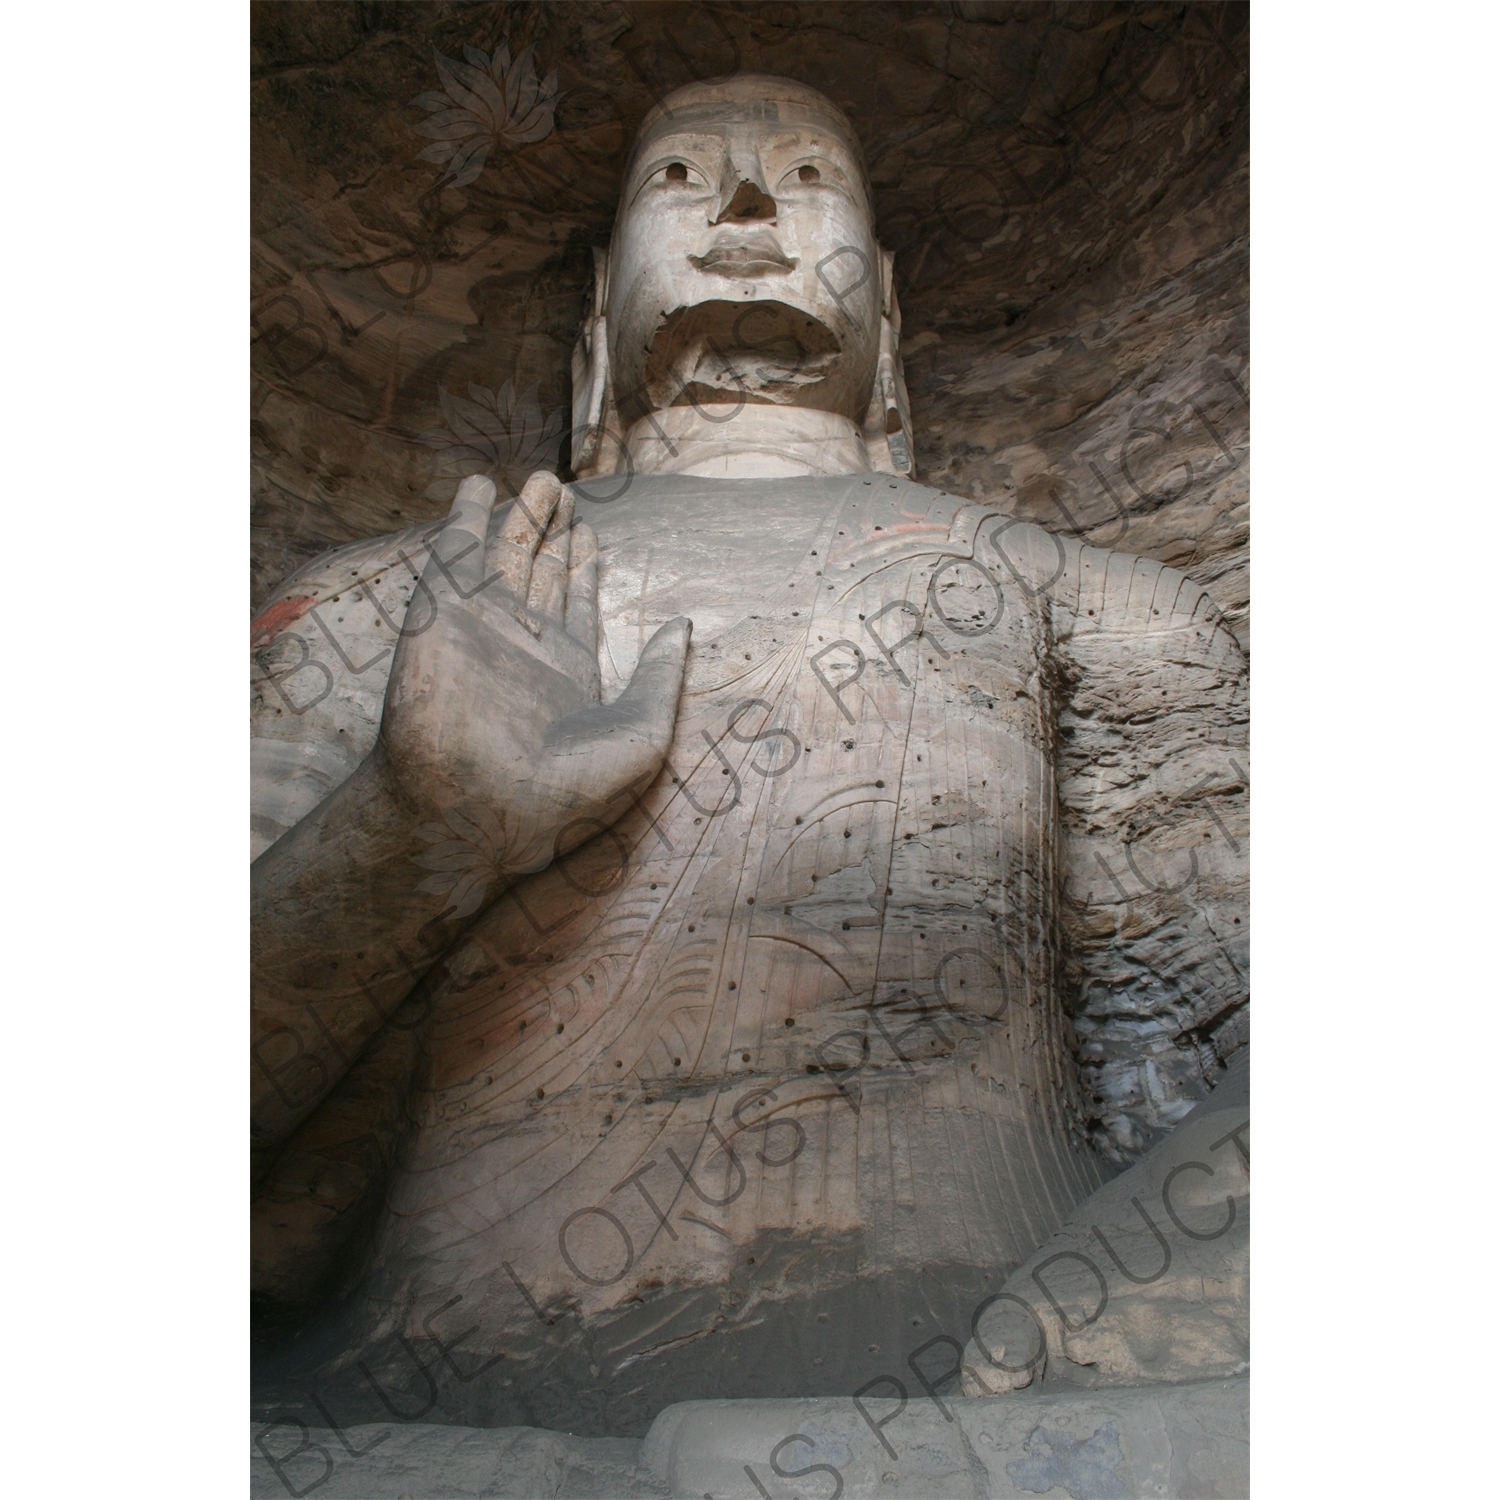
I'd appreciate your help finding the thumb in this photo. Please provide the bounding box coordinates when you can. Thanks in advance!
[538,617,691,796]
[613,617,692,750]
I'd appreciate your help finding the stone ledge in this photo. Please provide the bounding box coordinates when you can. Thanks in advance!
[251,1376,1247,1498]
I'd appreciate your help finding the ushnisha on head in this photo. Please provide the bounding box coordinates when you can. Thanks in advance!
[570,74,913,481]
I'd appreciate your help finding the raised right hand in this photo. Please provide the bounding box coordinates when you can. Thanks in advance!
[381,470,690,916]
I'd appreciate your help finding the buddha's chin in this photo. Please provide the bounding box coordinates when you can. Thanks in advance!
[634,299,857,418]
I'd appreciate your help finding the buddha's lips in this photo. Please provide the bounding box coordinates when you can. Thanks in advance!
[690,235,798,275]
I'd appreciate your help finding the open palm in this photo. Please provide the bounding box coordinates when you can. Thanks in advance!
[382,471,689,910]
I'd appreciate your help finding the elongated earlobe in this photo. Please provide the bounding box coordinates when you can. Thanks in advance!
[863,245,914,476]
[570,247,614,477]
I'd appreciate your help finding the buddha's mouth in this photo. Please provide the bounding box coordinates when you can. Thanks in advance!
[634,300,842,418]
[689,232,798,277]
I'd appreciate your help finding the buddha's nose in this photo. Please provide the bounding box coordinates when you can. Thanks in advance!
[713,165,777,225]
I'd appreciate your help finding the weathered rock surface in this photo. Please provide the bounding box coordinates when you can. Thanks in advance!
[250,1053,1250,1495]
[249,7,1250,1455]
[250,1376,1247,1496]
[964,1049,1248,1396]
[250,1419,664,1498]
[249,477,1246,1432]
[646,1380,1248,1498]
[251,2,1248,643]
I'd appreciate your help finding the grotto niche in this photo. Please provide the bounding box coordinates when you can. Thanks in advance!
[251,6,1248,1495]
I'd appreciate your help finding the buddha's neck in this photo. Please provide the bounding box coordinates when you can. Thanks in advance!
[621,405,873,479]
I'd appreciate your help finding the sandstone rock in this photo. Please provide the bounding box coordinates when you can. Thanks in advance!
[250,1419,664,1498]
[252,1374,1248,1500]
[249,1377,1248,1497]
[251,2,1248,644]
[248,12,1251,1452]
[641,1377,1247,1498]
[963,1050,1248,1396]
[250,477,1246,1428]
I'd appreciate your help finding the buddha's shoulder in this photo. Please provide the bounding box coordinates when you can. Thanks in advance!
[886,485,1239,649]
[251,521,437,644]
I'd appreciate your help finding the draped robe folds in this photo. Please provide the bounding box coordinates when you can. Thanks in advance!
[250,473,1248,1432]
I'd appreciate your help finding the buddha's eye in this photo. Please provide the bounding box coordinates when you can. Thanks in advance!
[798,164,820,183]
[635,158,706,203]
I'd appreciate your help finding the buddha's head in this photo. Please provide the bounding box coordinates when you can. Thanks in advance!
[570,75,912,480]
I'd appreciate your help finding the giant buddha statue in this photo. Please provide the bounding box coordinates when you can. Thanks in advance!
[250,74,1248,1434]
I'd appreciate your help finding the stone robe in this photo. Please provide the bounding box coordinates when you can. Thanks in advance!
[250,473,1247,1432]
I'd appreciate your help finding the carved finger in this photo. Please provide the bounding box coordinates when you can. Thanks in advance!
[429,475,498,599]
[492,470,562,599]
[615,618,692,755]
[539,617,692,816]
[564,520,599,648]
[528,487,574,623]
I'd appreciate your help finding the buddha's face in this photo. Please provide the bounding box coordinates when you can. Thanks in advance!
[605,79,883,430]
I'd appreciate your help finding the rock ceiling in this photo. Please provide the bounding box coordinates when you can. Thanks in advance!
[252,1,1248,647]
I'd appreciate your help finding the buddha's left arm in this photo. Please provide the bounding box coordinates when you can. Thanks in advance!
[977,519,1249,1164]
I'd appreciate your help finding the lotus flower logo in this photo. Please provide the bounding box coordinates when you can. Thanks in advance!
[413,805,508,921]
[420,379,565,502]
[411,41,559,188]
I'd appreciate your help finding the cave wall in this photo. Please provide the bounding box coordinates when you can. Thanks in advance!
[251,0,1248,647]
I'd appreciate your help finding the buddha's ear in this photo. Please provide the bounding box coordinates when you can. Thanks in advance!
[569,246,618,478]
[862,245,914,476]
